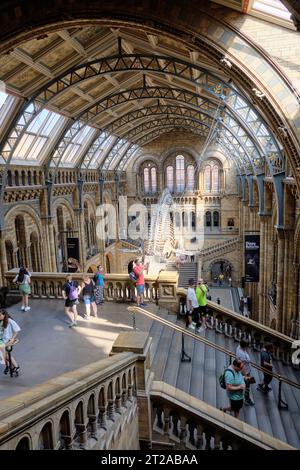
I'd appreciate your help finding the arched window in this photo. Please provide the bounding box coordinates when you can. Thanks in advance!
[191,212,196,231]
[15,215,27,267]
[213,211,220,227]
[176,155,185,192]
[212,165,219,191]
[204,165,211,191]
[182,212,188,227]
[7,171,12,186]
[186,165,195,191]
[205,211,211,227]
[175,212,181,227]
[143,168,150,193]
[5,241,14,270]
[166,166,173,191]
[151,167,157,193]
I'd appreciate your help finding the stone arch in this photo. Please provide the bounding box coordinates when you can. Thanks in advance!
[58,410,72,450]
[131,153,161,173]
[15,435,31,450]
[52,198,76,227]
[208,258,234,283]
[4,204,43,270]
[38,421,54,450]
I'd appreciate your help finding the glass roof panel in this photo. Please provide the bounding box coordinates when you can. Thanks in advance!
[59,125,96,166]
[0,91,19,129]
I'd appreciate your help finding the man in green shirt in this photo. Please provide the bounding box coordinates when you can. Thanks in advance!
[196,278,209,330]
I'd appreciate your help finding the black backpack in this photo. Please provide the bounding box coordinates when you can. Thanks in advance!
[219,368,235,389]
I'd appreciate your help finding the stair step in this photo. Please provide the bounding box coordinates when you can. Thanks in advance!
[152,318,177,380]
[151,306,300,448]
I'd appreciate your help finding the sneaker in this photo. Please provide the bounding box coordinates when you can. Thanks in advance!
[140,303,148,307]
[266,385,272,391]
[3,366,9,375]
[73,322,78,327]
[187,324,195,330]
[21,305,25,311]
[24,306,31,312]
[245,399,255,406]
[68,322,75,328]
[196,327,201,333]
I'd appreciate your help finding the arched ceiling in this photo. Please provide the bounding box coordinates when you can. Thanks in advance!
[0,0,299,188]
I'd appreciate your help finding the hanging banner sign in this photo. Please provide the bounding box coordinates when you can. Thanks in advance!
[245,235,260,282]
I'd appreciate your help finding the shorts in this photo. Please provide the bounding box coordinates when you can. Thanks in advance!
[83,295,95,305]
[136,285,145,295]
[198,305,207,316]
[65,298,79,308]
[230,399,244,412]
[19,284,31,295]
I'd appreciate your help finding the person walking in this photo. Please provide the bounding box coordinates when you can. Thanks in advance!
[257,343,273,393]
[0,310,21,375]
[196,278,209,330]
[236,339,255,406]
[62,275,81,328]
[81,275,97,319]
[220,359,245,419]
[94,265,104,305]
[186,278,200,331]
[13,267,31,312]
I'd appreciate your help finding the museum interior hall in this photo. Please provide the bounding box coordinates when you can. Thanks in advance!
[0,0,299,451]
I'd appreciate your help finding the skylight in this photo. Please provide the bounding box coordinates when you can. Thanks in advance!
[252,0,291,21]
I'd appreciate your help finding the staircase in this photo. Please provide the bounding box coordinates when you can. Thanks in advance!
[199,237,240,260]
[165,261,177,271]
[148,309,300,449]
[178,262,198,287]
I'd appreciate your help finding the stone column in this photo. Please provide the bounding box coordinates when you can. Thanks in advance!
[0,235,8,284]
[111,331,153,449]
[276,229,285,332]
[282,230,294,335]
[41,218,56,272]
[75,209,86,271]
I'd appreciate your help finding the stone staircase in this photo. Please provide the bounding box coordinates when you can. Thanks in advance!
[199,237,240,260]
[178,262,198,287]
[148,309,300,449]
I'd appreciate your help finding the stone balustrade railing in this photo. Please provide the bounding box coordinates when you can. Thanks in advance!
[0,353,138,450]
[199,237,240,259]
[150,381,294,450]
[5,270,179,312]
[177,288,297,365]
[5,271,158,304]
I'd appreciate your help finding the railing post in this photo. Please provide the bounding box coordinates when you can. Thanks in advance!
[278,378,288,409]
[110,331,153,449]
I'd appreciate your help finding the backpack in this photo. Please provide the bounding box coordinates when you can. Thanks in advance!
[129,271,138,282]
[219,368,235,389]
[68,282,78,301]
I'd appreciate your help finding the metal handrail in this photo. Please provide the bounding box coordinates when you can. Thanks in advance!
[127,306,300,394]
